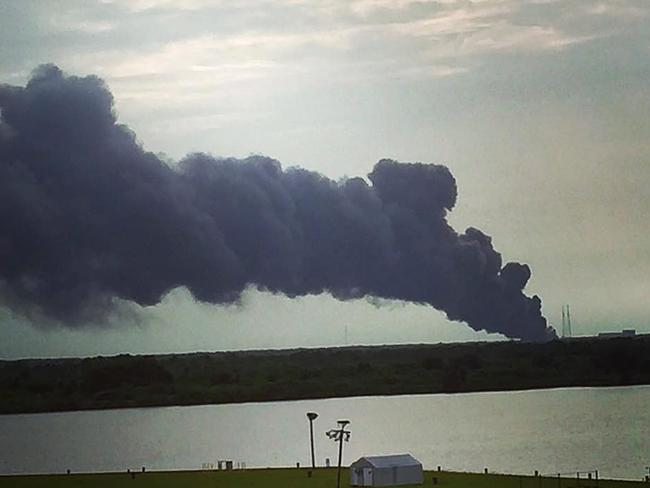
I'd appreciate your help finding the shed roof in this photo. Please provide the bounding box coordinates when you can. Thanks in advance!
[356,454,421,468]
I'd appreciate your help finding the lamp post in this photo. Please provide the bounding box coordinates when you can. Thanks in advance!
[326,420,351,488]
[307,412,318,469]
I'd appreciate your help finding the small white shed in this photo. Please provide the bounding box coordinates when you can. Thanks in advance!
[350,454,423,487]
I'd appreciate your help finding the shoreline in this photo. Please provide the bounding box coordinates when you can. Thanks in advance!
[2,381,650,418]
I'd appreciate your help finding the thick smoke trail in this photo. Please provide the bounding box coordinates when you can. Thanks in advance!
[0,65,555,341]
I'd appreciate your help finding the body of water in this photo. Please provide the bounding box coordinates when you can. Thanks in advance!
[1,386,648,480]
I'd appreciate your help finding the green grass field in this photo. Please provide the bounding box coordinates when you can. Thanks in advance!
[0,468,645,488]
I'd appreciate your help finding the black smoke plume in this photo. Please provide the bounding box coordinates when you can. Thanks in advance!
[0,65,555,341]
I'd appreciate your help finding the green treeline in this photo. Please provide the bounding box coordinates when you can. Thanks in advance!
[1,336,649,415]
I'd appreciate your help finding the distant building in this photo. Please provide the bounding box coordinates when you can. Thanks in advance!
[350,454,423,487]
[598,329,636,339]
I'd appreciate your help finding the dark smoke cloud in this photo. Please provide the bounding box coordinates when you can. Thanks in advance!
[0,65,555,341]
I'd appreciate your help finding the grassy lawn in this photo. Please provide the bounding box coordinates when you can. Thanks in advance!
[0,468,645,488]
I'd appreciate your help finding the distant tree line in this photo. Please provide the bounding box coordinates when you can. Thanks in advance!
[1,336,649,414]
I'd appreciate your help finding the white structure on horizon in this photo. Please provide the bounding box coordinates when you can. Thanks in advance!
[350,454,423,487]
[597,329,636,339]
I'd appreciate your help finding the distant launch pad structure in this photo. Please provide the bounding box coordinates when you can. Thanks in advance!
[561,304,572,338]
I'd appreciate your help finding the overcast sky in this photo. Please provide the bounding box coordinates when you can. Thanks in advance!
[1,0,649,358]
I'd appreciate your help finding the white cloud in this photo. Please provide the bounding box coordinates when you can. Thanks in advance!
[587,1,649,19]
[53,18,115,34]
[100,0,229,12]
[22,0,627,108]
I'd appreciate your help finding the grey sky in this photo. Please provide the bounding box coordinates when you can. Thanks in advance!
[1,0,649,358]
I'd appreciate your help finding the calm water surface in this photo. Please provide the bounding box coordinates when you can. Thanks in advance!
[1,386,648,480]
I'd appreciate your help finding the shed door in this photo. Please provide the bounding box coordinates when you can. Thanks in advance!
[363,467,373,486]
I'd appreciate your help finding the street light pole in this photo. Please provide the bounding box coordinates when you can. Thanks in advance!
[327,420,351,488]
[336,429,345,486]
[307,412,318,469]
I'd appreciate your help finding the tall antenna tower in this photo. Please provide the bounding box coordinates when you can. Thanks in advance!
[561,304,572,338]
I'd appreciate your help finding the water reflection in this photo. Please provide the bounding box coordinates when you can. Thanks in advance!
[0,385,648,480]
